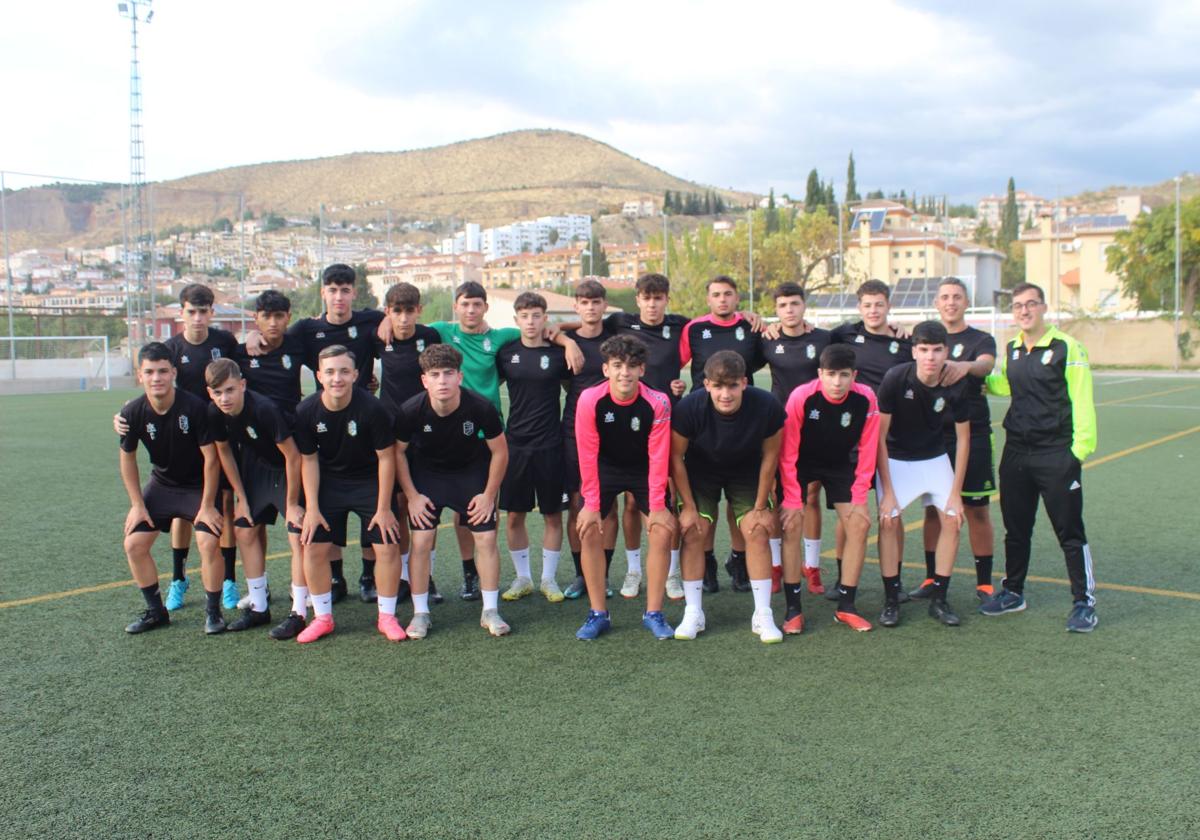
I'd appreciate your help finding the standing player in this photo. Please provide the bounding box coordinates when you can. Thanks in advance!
[118,342,225,635]
[394,344,511,638]
[915,278,998,601]
[671,352,785,643]
[292,346,404,644]
[980,283,1098,632]
[874,321,970,628]
[573,335,676,640]
[236,290,305,420]
[496,292,570,602]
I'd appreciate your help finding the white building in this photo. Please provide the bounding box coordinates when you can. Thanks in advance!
[446,214,591,260]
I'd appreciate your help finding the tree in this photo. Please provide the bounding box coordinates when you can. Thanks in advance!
[846,152,860,203]
[212,217,232,233]
[973,219,995,247]
[663,190,674,213]
[1025,211,1036,232]
[713,193,726,214]
[586,237,610,277]
[548,228,560,246]
[823,183,836,217]
[1001,240,1025,289]
[866,189,885,200]
[1000,177,1020,246]
[804,169,823,214]
[766,188,779,234]
[1108,196,1200,320]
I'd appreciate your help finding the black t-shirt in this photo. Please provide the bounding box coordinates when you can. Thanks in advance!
[119,389,211,488]
[394,387,504,473]
[605,312,689,398]
[375,324,441,417]
[293,388,394,481]
[681,314,765,391]
[561,326,615,432]
[289,308,385,388]
[496,340,568,447]
[234,334,305,419]
[877,362,969,461]
[760,328,832,403]
[944,326,997,435]
[830,321,913,393]
[164,329,239,400]
[672,386,785,479]
[207,389,292,468]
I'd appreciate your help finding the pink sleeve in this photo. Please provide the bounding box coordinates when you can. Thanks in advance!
[851,383,880,505]
[678,318,698,365]
[780,382,816,508]
[643,384,672,511]
[574,383,605,512]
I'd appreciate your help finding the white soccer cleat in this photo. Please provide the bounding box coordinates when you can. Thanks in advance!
[665,572,685,601]
[674,608,706,640]
[501,576,534,601]
[752,609,783,644]
[620,571,642,599]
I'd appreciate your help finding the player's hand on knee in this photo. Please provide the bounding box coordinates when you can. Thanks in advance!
[739,508,772,540]
[576,508,602,538]
[124,504,153,536]
[300,510,328,545]
[878,493,900,524]
[234,499,254,528]
[370,509,401,544]
[466,493,495,526]
[286,505,305,531]
[942,497,964,530]
[113,412,129,436]
[780,505,804,534]
[647,508,676,538]
[677,506,702,537]
[408,495,436,529]
[196,504,224,537]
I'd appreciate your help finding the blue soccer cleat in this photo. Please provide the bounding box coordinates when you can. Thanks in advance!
[164,578,189,611]
[221,579,241,610]
[575,610,611,640]
[641,610,674,640]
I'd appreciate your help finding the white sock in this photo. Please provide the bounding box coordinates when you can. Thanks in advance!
[669,549,681,577]
[412,592,429,614]
[804,538,822,569]
[311,591,333,618]
[626,548,642,575]
[541,549,560,581]
[750,578,772,613]
[377,595,398,616]
[247,576,268,612]
[511,548,531,580]
[291,584,309,617]
[769,539,782,569]
[683,579,703,612]
[482,589,499,611]
[400,552,410,582]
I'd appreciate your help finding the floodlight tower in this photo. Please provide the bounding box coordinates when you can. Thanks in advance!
[118,1,152,339]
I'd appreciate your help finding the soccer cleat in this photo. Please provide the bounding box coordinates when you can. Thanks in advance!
[979,589,1027,616]
[929,599,961,627]
[428,577,444,605]
[976,584,995,602]
[673,608,706,640]
[330,576,348,604]
[771,565,783,595]
[665,572,685,601]
[459,571,481,601]
[563,576,587,600]
[725,554,751,592]
[896,587,911,604]
[834,609,873,632]
[480,608,512,637]
[164,579,189,611]
[406,612,432,640]
[879,601,901,628]
[502,576,534,602]
[752,610,783,644]
[125,607,170,634]
[268,612,307,640]
[576,610,611,640]
[227,607,272,632]
[295,615,334,644]
[359,576,378,603]
[540,578,565,603]
[642,610,674,640]
[377,614,407,642]
[1066,602,1098,633]
[908,578,937,600]
[782,613,805,635]
[803,566,825,595]
[205,611,227,635]
[221,580,240,610]
[702,556,720,594]
[825,581,841,601]
[397,578,412,604]
[620,571,642,599]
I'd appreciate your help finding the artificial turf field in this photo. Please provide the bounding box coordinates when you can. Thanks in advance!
[1,374,1199,839]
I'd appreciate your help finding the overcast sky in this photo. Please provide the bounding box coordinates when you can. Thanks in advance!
[3,0,1196,202]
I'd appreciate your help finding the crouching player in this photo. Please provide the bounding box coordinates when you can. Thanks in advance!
[394,344,511,638]
[204,359,307,637]
[574,336,676,640]
[293,346,404,643]
[671,351,785,643]
[778,344,880,633]
[118,342,225,635]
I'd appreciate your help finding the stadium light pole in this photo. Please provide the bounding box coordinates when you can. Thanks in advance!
[662,210,668,277]
[747,208,754,310]
[1175,175,1182,372]
[2,170,15,380]
[239,192,247,337]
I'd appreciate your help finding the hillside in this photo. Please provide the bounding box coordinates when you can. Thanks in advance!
[1067,172,1199,214]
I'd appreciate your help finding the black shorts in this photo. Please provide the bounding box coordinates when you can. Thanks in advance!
[687,468,764,523]
[410,463,497,533]
[946,431,996,506]
[309,476,400,545]
[798,466,857,510]
[129,478,214,535]
[597,466,669,519]
[500,444,567,514]
[238,450,289,526]
[562,435,581,496]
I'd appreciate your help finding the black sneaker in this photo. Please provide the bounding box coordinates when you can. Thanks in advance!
[908,578,937,600]
[460,570,481,601]
[929,599,961,627]
[205,611,227,635]
[725,553,751,593]
[125,607,170,634]
[268,611,307,640]
[331,576,348,604]
[397,578,412,604]
[358,575,378,603]
[429,577,445,605]
[879,601,901,628]
[227,607,272,632]
[702,556,720,594]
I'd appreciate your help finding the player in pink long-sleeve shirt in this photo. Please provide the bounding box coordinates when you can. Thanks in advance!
[573,335,676,640]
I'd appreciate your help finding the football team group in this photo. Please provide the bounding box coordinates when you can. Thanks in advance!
[114,263,1099,644]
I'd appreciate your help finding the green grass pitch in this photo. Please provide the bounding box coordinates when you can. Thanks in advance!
[1,375,1199,838]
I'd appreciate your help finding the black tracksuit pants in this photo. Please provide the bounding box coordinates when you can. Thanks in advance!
[998,444,1095,605]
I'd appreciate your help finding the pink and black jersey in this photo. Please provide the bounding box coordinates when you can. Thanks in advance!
[779,381,880,507]
[679,313,764,391]
[574,381,671,513]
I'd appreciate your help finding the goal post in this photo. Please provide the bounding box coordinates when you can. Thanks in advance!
[0,335,114,394]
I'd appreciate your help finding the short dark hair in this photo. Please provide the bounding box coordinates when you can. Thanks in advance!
[137,341,173,366]
[773,282,805,301]
[385,282,421,309]
[322,264,356,286]
[636,273,670,296]
[419,343,463,372]
[856,279,891,300]
[937,277,970,297]
[205,357,242,389]
[317,344,356,365]
[703,350,746,385]
[1012,282,1045,302]
[179,283,214,308]
[707,275,737,292]
[255,289,291,313]
[575,279,607,300]
[912,320,949,347]
[819,344,856,371]
[454,281,487,302]
[600,334,647,366]
[513,291,547,312]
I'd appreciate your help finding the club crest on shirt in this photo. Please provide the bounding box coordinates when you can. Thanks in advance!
[348,326,358,339]
[889,341,899,354]
[315,332,325,340]
[282,354,293,370]
[463,421,475,436]
[250,358,260,368]
[904,389,914,400]
[540,355,550,370]
[385,344,394,353]
[808,409,820,420]
[510,354,521,364]
[483,338,492,352]
[416,339,426,352]
[180,354,190,364]
[604,411,615,423]
[934,397,945,413]
[453,335,461,344]
[1041,349,1054,365]
[348,420,358,437]
[806,344,816,359]
[662,325,671,339]
[840,411,851,428]
[855,335,865,344]
[631,416,641,432]
[774,344,785,354]
[1012,349,1020,360]
[178,415,190,434]
[316,421,327,433]
[423,424,432,433]
[246,426,259,440]
[146,422,157,440]
[952,343,964,359]
[735,326,745,341]
[701,328,712,339]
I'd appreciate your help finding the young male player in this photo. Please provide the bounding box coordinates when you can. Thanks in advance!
[875,321,970,628]
[778,344,880,633]
[118,342,225,635]
[915,278,998,601]
[235,290,305,421]
[671,351,785,643]
[394,344,511,638]
[981,283,1098,632]
[496,292,570,602]
[292,346,404,643]
[573,335,676,640]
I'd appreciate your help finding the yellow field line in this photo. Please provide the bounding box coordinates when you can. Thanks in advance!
[1097,384,1199,406]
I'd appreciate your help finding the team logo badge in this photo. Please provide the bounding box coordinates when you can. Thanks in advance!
[483,338,492,352]
[983,480,993,490]
[1041,349,1054,365]
[315,332,325,339]
[463,421,475,436]
[211,348,222,360]
[316,422,327,433]
[540,355,550,370]
[701,329,712,339]
[247,426,259,440]
[416,339,425,352]
[561,492,570,504]
[250,358,260,368]
[510,354,521,364]
[888,341,899,354]
[604,412,615,423]
[904,389,914,400]
[952,343,964,359]
[840,411,851,428]
[423,424,432,432]
[180,354,190,365]
[347,421,358,437]
[855,335,865,344]
[1012,349,1020,360]
[806,344,816,359]
[631,416,641,432]
[282,354,293,370]
[453,335,461,344]
[808,409,820,420]
[934,397,945,413]
[146,422,157,440]
[662,325,671,339]
[735,326,745,341]
[632,323,641,330]
[385,344,394,353]
[178,415,190,434]
[348,326,358,339]
[775,344,785,354]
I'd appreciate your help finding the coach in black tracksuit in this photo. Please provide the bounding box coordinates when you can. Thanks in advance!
[981,283,1099,632]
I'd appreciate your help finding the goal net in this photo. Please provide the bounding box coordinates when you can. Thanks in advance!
[0,335,114,394]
